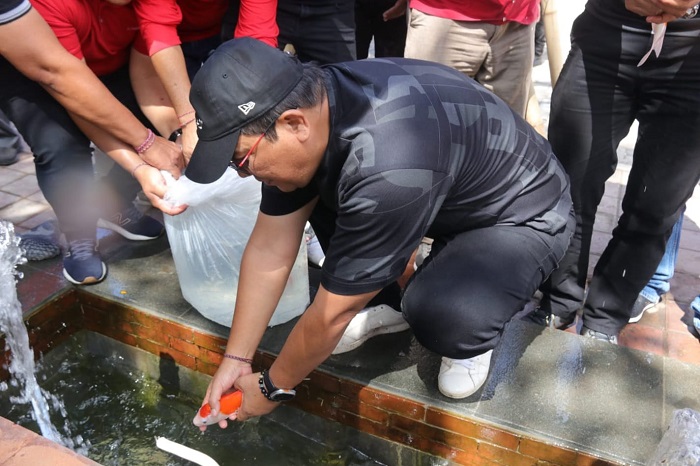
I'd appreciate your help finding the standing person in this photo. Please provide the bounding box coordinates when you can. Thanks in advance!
[354,0,407,59]
[186,38,573,417]
[529,0,700,343]
[1,0,185,285]
[402,0,540,116]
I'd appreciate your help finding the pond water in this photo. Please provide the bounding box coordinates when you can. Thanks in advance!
[0,332,442,466]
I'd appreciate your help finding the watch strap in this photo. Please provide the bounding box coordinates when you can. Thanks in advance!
[259,369,296,402]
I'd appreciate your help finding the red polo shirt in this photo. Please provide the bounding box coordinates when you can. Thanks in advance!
[30,0,148,76]
[134,0,278,57]
[410,0,540,25]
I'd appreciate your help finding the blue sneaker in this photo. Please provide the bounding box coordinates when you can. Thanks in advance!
[62,239,106,285]
[691,296,700,335]
[98,204,163,241]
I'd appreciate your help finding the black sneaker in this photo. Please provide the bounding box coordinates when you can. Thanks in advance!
[98,204,163,241]
[629,295,657,323]
[550,313,576,330]
[62,239,106,285]
[580,325,618,345]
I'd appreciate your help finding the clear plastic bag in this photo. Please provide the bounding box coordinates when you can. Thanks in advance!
[647,408,700,466]
[162,170,309,327]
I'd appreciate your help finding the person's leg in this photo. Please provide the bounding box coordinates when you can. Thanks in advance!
[583,40,700,336]
[539,11,637,327]
[3,83,106,284]
[403,216,573,397]
[476,21,534,116]
[405,10,489,80]
[630,212,684,322]
[181,35,222,81]
[278,0,356,64]
[371,1,407,58]
[96,68,164,241]
[354,0,374,59]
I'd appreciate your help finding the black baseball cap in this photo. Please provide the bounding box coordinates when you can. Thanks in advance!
[185,37,304,184]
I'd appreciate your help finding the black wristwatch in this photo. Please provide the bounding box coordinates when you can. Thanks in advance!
[259,369,296,402]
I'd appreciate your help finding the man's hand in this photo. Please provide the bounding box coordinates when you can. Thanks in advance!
[232,372,279,422]
[383,0,407,21]
[626,0,699,23]
[140,136,185,179]
[180,121,198,165]
[198,359,254,432]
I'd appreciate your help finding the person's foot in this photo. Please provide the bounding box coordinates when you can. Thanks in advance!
[0,146,20,166]
[98,204,163,241]
[522,307,576,330]
[18,220,61,261]
[691,297,700,336]
[580,325,618,345]
[305,223,325,267]
[62,239,106,285]
[332,304,410,354]
[628,294,658,323]
[438,350,493,399]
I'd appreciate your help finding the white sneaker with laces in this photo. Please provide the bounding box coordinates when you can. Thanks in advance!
[438,349,493,399]
[332,304,409,355]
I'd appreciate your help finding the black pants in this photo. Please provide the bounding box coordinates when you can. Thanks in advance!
[354,0,406,59]
[277,0,356,64]
[541,11,700,335]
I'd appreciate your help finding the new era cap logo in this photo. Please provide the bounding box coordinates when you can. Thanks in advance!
[238,102,255,115]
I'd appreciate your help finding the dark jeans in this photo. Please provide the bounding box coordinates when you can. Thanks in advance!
[355,0,406,59]
[277,0,356,64]
[0,64,151,240]
[403,215,574,360]
[541,10,700,335]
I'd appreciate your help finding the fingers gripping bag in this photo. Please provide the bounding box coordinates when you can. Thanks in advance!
[162,170,309,327]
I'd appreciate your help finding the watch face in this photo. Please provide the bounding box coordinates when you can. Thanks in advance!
[269,389,296,402]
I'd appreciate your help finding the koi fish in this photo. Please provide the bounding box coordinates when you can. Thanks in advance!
[192,390,242,427]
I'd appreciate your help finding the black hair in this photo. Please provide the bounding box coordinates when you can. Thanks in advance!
[240,63,327,141]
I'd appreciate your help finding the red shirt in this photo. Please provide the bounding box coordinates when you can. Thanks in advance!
[30,0,148,76]
[409,0,539,25]
[134,0,278,57]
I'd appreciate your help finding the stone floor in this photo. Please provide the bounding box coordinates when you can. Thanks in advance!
[2,1,700,464]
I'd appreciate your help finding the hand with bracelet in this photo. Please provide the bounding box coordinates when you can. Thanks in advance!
[197,353,255,431]
[177,110,199,164]
[134,128,186,179]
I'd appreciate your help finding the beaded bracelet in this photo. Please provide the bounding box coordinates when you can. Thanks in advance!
[223,353,253,364]
[177,110,195,120]
[135,129,155,155]
[180,117,196,128]
[131,162,149,178]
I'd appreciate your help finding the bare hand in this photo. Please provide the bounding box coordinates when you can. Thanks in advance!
[626,0,698,22]
[134,165,188,216]
[232,372,278,422]
[180,121,198,165]
[383,0,407,21]
[198,360,253,432]
[140,136,185,179]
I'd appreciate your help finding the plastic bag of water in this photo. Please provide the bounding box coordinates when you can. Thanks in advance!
[161,170,309,327]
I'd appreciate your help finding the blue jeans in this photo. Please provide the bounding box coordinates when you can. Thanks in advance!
[639,212,684,304]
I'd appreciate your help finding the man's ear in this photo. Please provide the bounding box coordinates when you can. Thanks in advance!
[279,108,310,142]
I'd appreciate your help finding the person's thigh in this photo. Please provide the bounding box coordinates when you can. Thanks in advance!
[477,21,534,116]
[404,9,488,78]
[403,223,570,359]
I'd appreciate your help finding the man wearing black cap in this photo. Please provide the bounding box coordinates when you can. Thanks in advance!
[189,37,574,422]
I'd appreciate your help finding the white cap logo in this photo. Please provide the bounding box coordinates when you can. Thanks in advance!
[238,102,255,115]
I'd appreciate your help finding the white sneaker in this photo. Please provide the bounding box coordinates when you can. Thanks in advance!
[332,304,409,354]
[305,222,325,267]
[438,350,493,399]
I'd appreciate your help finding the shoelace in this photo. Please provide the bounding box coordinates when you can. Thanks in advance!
[68,239,96,261]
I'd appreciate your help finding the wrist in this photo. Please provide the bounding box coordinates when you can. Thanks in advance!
[682,4,699,18]
[259,369,296,402]
[135,129,156,155]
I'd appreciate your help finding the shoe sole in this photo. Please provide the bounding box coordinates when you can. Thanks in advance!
[63,263,107,285]
[97,218,162,241]
[332,321,410,355]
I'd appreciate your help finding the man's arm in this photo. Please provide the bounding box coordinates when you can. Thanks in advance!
[626,0,700,22]
[0,7,184,175]
[203,200,316,426]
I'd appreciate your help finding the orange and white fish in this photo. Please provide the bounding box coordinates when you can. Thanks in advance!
[193,390,242,427]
